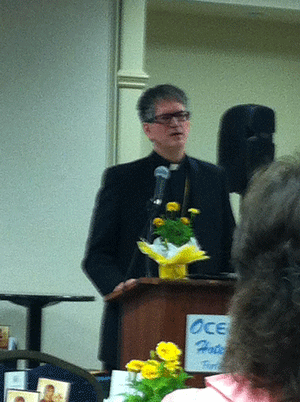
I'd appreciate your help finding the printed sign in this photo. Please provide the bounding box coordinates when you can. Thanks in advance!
[0,326,9,349]
[185,314,230,373]
[37,378,70,402]
[5,389,40,402]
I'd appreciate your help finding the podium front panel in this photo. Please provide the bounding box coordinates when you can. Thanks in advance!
[112,278,234,387]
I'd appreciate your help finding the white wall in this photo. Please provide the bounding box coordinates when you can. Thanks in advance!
[3,0,300,371]
[1,0,116,369]
[144,8,300,217]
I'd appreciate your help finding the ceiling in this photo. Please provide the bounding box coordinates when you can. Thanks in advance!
[147,0,300,24]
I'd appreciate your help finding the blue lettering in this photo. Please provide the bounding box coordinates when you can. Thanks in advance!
[190,319,203,334]
[204,322,214,334]
[196,340,224,355]
[190,319,228,335]
[202,360,220,371]
[216,322,227,335]
[195,340,208,353]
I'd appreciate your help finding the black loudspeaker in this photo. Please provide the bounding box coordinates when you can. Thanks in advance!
[217,104,275,195]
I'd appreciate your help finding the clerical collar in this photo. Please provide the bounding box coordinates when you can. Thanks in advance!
[151,151,187,170]
[169,163,179,171]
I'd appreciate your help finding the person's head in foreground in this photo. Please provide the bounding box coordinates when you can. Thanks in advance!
[14,397,25,402]
[163,157,300,402]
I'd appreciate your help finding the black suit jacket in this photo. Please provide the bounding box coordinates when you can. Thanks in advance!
[82,152,235,368]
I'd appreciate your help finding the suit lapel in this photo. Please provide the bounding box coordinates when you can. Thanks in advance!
[186,156,203,210]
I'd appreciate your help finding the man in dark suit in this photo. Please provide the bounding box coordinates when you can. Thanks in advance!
[82,84,235,371]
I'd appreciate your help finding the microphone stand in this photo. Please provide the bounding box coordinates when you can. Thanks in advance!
[125,165,169,281]
[124,199,161,281]
[144,199,162,277]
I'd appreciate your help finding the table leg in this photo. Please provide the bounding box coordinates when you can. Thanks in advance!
[26,303,42,367]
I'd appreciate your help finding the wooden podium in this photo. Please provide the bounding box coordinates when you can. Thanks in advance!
[105,277,235,388]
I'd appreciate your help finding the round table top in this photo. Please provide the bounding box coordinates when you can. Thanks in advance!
[0,294,95,308]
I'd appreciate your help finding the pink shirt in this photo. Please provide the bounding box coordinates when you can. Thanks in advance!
[162,374,277,402]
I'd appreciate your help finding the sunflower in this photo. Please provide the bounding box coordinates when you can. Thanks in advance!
[153,217,165,227]
[166,202,180,212]
[141,362,160,380]
[180,217,190,225]
[126,359,145,372]
[156,342,182,362]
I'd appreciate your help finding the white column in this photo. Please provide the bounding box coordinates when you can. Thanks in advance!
[116,0,149,164]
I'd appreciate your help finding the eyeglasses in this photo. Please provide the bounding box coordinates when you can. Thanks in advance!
[152,111,190,125]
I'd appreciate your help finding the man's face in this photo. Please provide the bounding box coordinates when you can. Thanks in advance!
[143,100,190,158]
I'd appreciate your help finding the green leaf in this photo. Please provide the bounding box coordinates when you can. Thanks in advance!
[124,368,193,402]
[154,219,194,246]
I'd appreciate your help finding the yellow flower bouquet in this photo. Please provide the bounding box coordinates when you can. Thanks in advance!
[138,202,209,279]
[124,341,191,402]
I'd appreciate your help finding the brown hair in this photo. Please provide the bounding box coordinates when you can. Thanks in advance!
[223,158,300,402]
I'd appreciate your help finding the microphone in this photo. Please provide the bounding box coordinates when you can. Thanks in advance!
[126,166,170,280]
[152,166,170,206]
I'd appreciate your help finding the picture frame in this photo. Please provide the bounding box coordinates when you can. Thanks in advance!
[4,371,27,396]
[0,325,10,349]
[37,378,71,402]
[5,389,40,402]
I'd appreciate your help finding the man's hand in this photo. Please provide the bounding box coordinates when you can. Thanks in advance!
[113,278,137,292]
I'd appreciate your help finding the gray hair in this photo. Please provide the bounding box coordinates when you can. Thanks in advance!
[137,84,188,123]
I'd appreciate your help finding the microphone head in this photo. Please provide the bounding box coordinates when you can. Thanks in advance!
[154,166,170,180]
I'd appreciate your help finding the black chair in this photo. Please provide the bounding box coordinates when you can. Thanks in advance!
[217,104,275,195]
[0,350,104,402]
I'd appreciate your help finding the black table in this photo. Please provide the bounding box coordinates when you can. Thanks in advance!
[0,294,95,351]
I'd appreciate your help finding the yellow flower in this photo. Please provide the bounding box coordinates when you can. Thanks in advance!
[165,360,181,372]
[126,359,145,372]
[166,202,180,212]
[188,208,200,215]
[180,217,190,225]
[156,342,182,362]
[153,217,165,227]
[141,362,160,380]
[147,359,160,367]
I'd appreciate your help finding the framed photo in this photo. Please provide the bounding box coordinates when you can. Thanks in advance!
[0,326,10,349]
[5,389,40,402]
[37,379,70,402]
